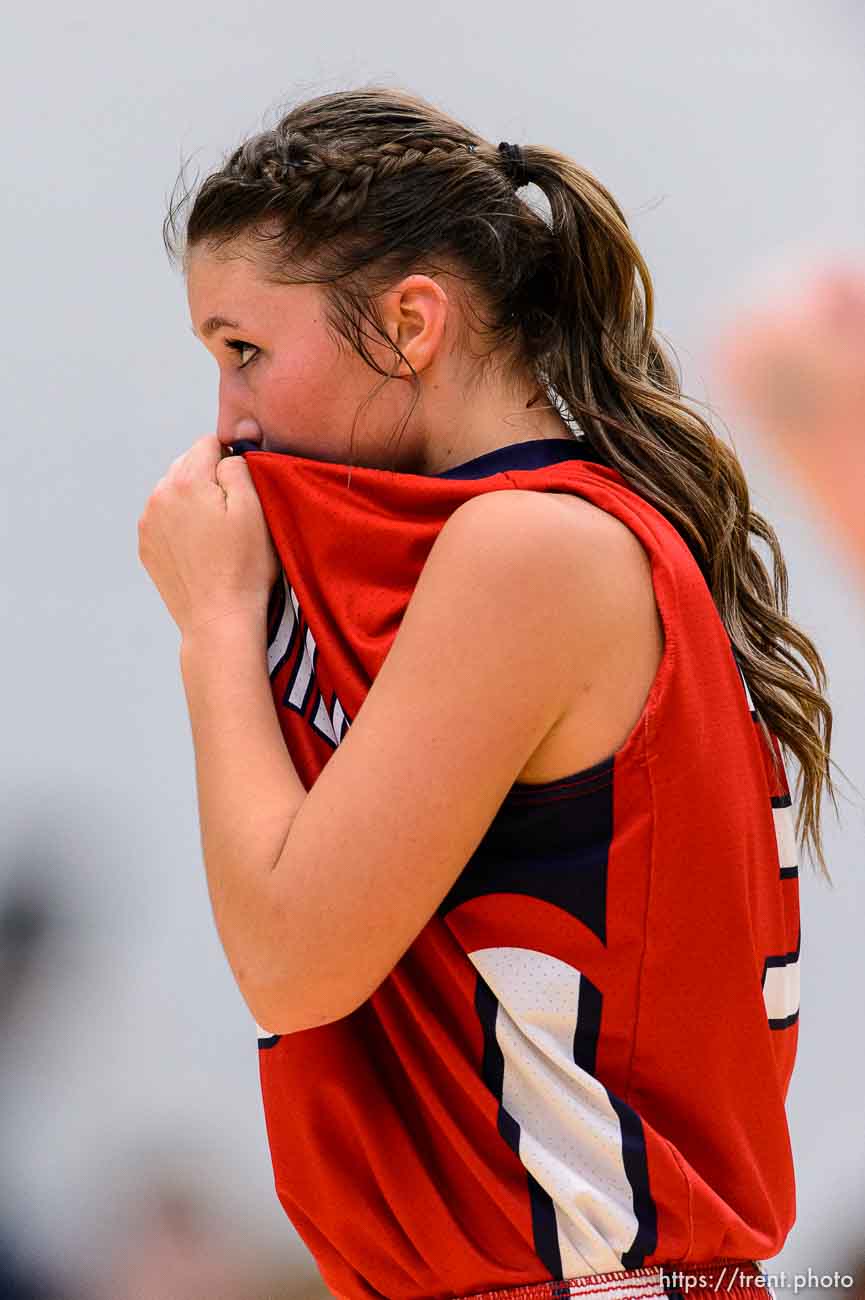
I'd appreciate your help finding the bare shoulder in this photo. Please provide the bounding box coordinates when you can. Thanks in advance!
[448,482,639,535]
[440,487,665,783]
[442,485,655,596]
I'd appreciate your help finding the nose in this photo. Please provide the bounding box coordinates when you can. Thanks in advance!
[215,378,264,448]
[217,417,263,449]
[229,417,263,449]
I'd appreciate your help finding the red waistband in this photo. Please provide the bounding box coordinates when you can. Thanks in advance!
[462,1261,774,1300]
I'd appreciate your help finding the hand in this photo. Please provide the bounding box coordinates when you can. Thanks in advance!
[711,260,865,571]
[138,435,280,638]
[713,261,865,442]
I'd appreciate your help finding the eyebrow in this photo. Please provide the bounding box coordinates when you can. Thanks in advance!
[191,315,242,340]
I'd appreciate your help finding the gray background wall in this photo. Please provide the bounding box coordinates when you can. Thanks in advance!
[2,1,863,1295]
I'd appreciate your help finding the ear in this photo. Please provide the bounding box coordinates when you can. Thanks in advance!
[382,274,449,376]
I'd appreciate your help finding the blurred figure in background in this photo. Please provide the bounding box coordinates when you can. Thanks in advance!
[714,254,865,1297]
[0,882,65,1300]
[712,257,865,575]
[90,1168,329,1300]
[0,868,327,1300]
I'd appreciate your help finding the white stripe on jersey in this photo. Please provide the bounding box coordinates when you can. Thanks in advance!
[286,625,317,709]
[763,952,800,1025]
[312,691,339,745]
[267,573,298,676]
[468,947,639,1276]
[773,802,798,874]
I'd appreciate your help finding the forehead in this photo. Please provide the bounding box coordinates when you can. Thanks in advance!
[186,247,268,304]
[186,247,319,334]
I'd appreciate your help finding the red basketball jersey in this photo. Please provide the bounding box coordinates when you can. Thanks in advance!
[241,437,800,1300]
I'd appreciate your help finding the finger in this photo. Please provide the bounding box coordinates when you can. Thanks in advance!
[163,436,223,489]
[215,455,270,518]
[214,453,256,496]
[188,433,224,472]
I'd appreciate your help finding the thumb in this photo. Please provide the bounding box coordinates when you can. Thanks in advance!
[215,451,260,504]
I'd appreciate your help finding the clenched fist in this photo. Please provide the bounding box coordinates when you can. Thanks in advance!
[138,435,280,638]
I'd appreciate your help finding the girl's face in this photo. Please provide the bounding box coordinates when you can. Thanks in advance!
[185,245,433,468]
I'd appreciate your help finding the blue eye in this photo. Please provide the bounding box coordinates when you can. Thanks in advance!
[224,339,259,368]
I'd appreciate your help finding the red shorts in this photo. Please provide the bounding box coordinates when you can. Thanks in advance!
[462,1261,775,1300]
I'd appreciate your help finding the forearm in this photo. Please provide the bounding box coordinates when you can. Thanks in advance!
[180,611,307,1007]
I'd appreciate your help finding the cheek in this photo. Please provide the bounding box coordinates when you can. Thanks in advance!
[260,343,365,455]
[267,344,330,407]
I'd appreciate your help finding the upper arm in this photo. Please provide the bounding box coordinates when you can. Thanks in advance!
[253,489,619,1033]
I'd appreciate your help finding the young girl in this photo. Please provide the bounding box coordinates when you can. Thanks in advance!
[140,86,837,1300]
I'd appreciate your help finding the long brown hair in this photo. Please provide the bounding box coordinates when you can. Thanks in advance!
[164,84,841,878]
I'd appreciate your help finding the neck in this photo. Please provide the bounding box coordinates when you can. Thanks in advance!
[414,394,576,476]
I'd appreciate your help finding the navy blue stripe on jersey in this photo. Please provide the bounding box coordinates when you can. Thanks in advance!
[433,436,602,480]
[767,1009,800,1031]
[474,973,565,1280]
[438,759,613,944]
[527,1173,566,1282]
[228,439,262,456]
[731,649,759,721]
[568,971,657,1271]
[608,1093,658,1268]
[762,930,801,971]
[573,975,602,1075]
[266,573,286,643]
[267,576,299,680]
[475,975,517,1152]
